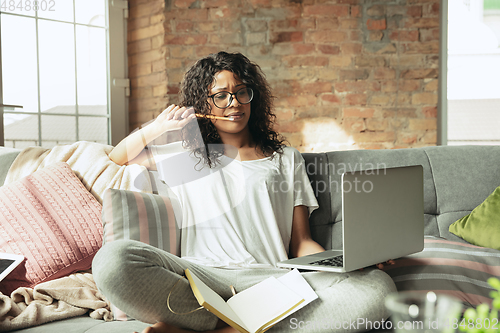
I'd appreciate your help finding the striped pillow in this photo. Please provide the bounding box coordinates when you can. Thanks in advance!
[382,236,500,307]
[101,188,181,320]
[101,189,180,254]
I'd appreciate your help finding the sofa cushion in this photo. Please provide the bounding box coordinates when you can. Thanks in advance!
[449,186,500,250]
[382,236,500,308]
[426,146,500,215]
[101,188,181,254]
[424,145,500,240]
[0,162,103,295]
[100,188,181,320]
[0,315,149,333]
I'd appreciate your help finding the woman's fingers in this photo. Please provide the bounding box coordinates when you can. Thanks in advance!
[180,113,196,125]
[158,105,176,120]
[173,106,187,120]
[165,105,192,121]
[178,107,196,125]
[165,105,180,121]
[159,105,179,121]
[153,105,196,132]
[181,106,194,118]
[375,259,396,270]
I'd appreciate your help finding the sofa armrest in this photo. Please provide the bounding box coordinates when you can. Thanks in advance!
[0,147,20,186]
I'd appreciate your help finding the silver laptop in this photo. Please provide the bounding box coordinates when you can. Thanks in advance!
[278,165,424,273]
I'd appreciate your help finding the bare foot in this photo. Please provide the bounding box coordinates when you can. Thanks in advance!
[137,321,238,333]
[139,322,188,333]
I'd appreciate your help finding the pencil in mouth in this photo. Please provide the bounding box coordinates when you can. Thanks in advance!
[195,114,235,121]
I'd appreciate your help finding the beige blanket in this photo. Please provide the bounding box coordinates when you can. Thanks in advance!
[0,272,112,332]
[1,141,152,330]
[4,141,152,203]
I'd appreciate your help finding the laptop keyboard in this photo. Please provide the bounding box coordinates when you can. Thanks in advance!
[310,255,344,267]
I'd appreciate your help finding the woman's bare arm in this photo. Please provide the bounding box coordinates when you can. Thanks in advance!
[289,205,325,258]
[109,105,195,168]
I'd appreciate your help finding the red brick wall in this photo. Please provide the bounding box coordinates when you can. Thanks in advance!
[128,0,167,127]
[127,0,440,152]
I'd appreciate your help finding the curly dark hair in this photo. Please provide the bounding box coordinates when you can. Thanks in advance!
[179,51,286,168]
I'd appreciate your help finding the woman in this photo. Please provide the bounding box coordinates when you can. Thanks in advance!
[92,52,395,333]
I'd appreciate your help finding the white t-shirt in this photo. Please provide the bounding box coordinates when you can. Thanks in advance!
[151,142,318,269]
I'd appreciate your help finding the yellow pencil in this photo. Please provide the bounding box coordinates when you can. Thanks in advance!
[195,114,234,121]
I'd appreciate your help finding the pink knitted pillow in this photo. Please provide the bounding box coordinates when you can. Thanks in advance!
[0,162,103,295]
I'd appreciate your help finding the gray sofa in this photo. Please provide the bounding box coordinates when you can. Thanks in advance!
[1,144,499,332]
[304,145,500,248]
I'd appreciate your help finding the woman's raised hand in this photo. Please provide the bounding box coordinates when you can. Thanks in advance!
[153,105,196,134]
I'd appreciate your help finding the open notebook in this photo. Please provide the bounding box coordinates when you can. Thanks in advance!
[185,268,317,333]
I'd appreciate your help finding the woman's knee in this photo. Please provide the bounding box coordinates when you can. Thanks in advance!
[363,269,397,297]
[348,269,397,319]
[92,239,181,292]
[92,239,142,292]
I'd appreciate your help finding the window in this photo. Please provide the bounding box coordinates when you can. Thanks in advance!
[0,0,129,148]
[439,0,500,145]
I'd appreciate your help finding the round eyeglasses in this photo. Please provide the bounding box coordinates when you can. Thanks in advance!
[208,87,254,109]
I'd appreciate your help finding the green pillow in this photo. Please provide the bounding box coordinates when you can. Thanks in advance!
[449,186,500,250]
